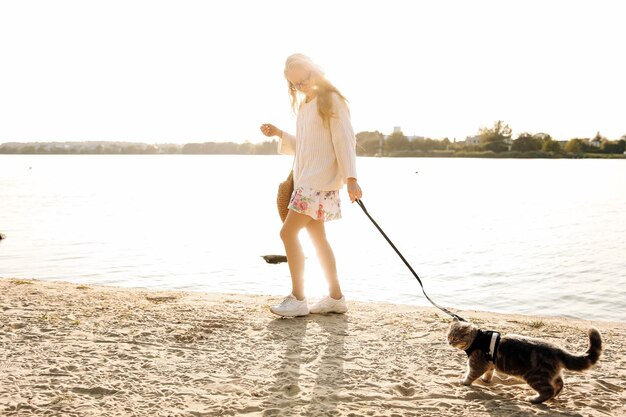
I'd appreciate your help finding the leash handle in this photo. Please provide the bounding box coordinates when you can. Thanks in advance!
[356,199,466,322]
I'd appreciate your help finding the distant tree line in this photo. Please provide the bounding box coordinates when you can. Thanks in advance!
[356,121,626,158]
[1,123,625,158]
[0,140,280,155]
[180,141,278,155]
[0,142,169,155]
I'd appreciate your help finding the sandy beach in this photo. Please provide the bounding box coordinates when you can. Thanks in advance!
[1,278,624,416]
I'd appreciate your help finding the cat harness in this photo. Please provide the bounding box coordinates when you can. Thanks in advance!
[465,329,501,363]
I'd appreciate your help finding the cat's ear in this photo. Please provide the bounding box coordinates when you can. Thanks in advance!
[452,317,460,322]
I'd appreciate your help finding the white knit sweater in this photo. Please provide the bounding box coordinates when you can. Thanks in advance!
[278,92,358,191]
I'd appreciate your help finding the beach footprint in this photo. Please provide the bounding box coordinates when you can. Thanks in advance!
[393,382,416,397]
[281,383,301,398]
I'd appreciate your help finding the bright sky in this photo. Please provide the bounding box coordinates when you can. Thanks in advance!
[1,0,624,144]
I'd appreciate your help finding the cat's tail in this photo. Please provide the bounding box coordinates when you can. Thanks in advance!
[560,328,602,371]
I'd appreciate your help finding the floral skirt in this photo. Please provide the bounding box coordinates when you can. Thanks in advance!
[288,186,341,222]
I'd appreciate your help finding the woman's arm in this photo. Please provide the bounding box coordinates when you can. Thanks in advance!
[329,95,361,201]
[278,131,296,156]
[329,95,358,184]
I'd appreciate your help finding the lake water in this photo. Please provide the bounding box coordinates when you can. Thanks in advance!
[1,155,625,322]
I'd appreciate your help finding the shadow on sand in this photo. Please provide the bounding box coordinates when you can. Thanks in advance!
[263,314,347,416]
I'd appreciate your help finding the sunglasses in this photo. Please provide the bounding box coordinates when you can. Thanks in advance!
[291,72,311,90]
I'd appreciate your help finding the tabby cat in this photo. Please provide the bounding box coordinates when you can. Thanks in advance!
[447,319,602,403]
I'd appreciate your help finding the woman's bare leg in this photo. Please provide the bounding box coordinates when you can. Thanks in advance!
[306,219,342,299]
[280,210,312,300]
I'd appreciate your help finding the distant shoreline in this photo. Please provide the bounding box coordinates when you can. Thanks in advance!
[1,151,624,159]
[2,136,625,159]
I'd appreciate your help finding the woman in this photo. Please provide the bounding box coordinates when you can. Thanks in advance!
[260,53,362,317]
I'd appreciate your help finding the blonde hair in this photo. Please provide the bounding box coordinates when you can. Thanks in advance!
[284,53,348,128]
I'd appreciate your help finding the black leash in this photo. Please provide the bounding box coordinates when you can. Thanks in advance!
[356,199,466,322]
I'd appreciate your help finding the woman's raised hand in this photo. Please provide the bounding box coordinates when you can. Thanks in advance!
[260,123,282,138]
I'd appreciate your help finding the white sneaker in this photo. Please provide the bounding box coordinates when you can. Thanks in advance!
[270,294,309,317]
[309,295,347,314]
